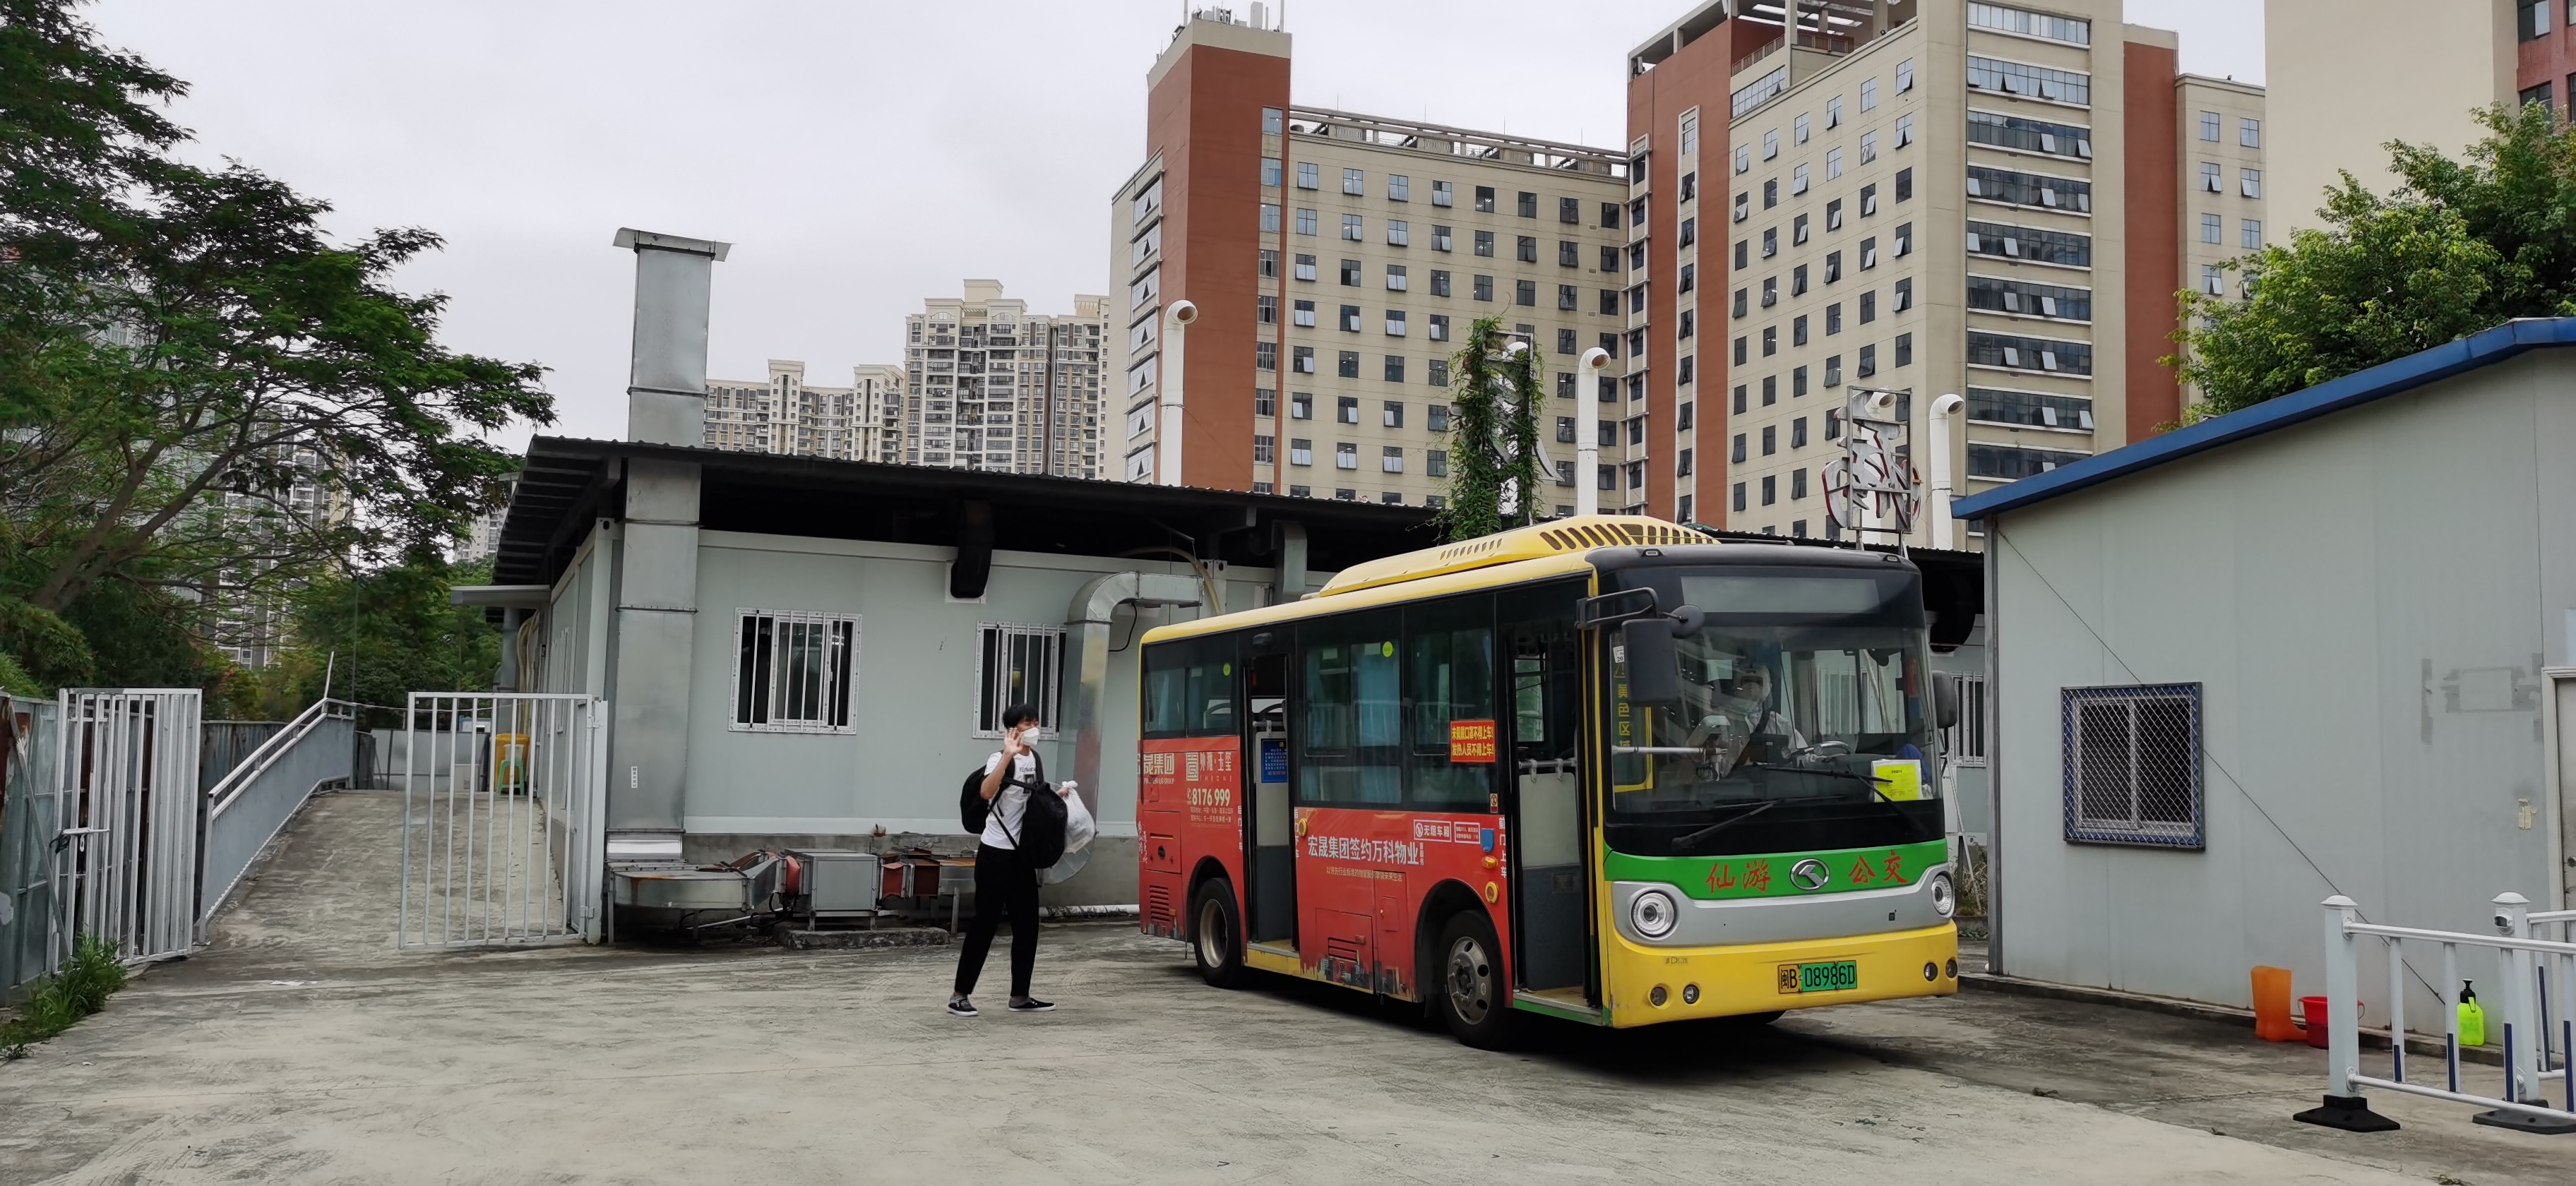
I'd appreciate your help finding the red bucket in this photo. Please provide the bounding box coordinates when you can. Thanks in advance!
[2299,995,2332,1048]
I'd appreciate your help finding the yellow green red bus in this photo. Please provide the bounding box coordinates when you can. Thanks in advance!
[1135,514,1962,1047]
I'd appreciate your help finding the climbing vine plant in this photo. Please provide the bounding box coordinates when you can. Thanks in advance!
[1436,316,1546,541]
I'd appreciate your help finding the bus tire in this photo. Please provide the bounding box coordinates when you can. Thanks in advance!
[1190,878,1246,989]
[1435,910,1520,1049]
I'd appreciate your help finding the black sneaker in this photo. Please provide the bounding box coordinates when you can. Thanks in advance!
[1007,997,1056,1013]
[946,997,979,1017]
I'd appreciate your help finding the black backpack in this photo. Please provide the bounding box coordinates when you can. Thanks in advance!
[960,750,1069,868]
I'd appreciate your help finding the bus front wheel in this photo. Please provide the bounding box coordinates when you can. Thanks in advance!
[1191,879,1246,988]
[1436,911,1520,1049]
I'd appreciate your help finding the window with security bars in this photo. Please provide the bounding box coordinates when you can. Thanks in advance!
[1944,674,1988,767]
[732,610,858,733]
[975,623,1065,737]
[2062,683,2202,846]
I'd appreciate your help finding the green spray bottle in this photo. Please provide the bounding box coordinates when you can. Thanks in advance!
[2457,981,2486,1047]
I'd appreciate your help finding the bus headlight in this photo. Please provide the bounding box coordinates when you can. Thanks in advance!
[1928,872,1956,918]
[1630,889,1679,938]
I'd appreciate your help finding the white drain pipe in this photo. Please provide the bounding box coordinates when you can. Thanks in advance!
[1927,393,1964,549]
[1577,347,1612,515]
[1157,300,1198,486]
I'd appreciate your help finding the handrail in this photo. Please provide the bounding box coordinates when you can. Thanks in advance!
[2343,921,2576,957]
[205,698,354,819]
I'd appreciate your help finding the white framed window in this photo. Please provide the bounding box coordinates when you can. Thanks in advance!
[973,623,1065,737]
[2062,683,2203,848]
[732,610,859,733]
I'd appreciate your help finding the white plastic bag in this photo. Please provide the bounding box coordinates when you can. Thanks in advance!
[1038,784,1097,886]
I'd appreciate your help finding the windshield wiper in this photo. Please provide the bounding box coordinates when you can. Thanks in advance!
[1735,765,1938,841]
[1675,801,1778,848]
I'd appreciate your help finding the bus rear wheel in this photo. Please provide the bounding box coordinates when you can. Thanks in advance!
[1191,879,1245,988]
[1436,911,1520,1049]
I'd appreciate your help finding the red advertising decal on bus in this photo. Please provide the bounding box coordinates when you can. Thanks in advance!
[1448,719,1497,763]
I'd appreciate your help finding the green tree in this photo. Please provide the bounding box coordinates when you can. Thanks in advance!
[1438,316,1547,541]
[2174,103,2576,416]
[277,556,499,724]
[0,0,551,625]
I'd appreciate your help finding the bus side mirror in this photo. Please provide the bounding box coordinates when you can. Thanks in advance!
[1621,618,1683,702]
[1578,587,1657,628]
[1932,671,1962,731]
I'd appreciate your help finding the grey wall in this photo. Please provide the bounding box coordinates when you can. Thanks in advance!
[1988,352,2575,1029]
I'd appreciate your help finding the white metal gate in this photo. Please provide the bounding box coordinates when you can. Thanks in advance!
[53,689,203,966]
[397,694,607,948]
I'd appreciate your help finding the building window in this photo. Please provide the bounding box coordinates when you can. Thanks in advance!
[1256,340,1278,371]
[1386,310,1408,336]
[2239,117,2260,148]
[1296,208,1318,236]
[1733,288,1749,318]
[1339,351,1361,378]
[1256,388,1276,417]
[1602,287,1620,315]
[1343,167,1365,196]
[1253,433,1275,463]
[972,623,1063,737]
[1826,148,1843,180]
[1426,450,1448,478]
[1295,253,1318,281]
[1430,313,1452,340]
[1858,344,1876,377]
[1731,481,1746,512]
[1475,185,1497,212]
[1384,355,1406,382]
[1897,57,1914,92]
[1515,279,1538,306]
[1763,128,1779,160]
[1517,235,1539,263]
[1290,438,1313,465]
[1430,359,1450,385]
[1342,213,1364,241]
[1761,474,1777,505]
[1791,468,1808,500]
[1475,229,1496,256]
[732,610,858,733]
[1827,198,1843,231]
[1433,180,1454,207]
[1967,330,2092,374]
[1388,265,1410,292]
[1969,110,2095,160]
[2522,0,2553,40]
[2241,219,2263,249]
[2199,109,2221,141]
[2063,683,2204,848]
[1733,384,1748,414]
[1294,299,1317,327]
[1967,2,2092,45]
[2240,168,2262,198]
[1792,164,1809,195]
[1381,445,1405,473]
[1297,162,1320,189]
[1862,184,1878,216]
[1557,328,1578,354]
[1965,55,2092,105]
[1258,294,1278,323]
[1340,304,1361,333]
[1388,220,1410,246]
[1433,226,1453,252]
[1263,106,1283,135]
[1763,179,1778,209]
[1513,191,1536,217]
[1895,333,1912,367]
[1827,95,1843,128]
[1676,448,1694,477]
[2201,162,2222,192]
[1860,77,1878,112]
[1389,174,1411,201]
[1292,391,1313,419]
[1335,442,1358,469]
[1259,248,1280,278]
[1558,196,1581,224]
[1430,270,1452,297]
[1560,240,1582,267]
[1474,274,1494,301]
[2201,212,2222,244]
[1341,259,1362,286]
[1893,277,1913,311]
[1762,326,1778,356]
[1860,132,1878,164]
[1263,157,1282,186]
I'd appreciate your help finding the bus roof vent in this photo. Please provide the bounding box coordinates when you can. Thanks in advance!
[1316,513,1709,597]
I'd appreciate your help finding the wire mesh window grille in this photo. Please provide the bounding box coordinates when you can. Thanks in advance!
[1944,674,1989,767]
[732,611,858,733]
[2062,683,2201,847]
[975,623,1065,737]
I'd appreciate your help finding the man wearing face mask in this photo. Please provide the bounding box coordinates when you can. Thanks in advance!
[948,703,1073,1017]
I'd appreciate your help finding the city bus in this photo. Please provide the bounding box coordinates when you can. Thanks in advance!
[1135,514,1962,1047]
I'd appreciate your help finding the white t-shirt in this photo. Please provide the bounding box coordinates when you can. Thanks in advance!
[979,750,1040,850]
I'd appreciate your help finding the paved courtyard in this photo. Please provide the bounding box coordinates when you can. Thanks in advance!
[0,791,2564,1184]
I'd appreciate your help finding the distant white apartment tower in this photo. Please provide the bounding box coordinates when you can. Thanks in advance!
[903,282,1108,477]
[458,503,509,565]
[704,359,905,462]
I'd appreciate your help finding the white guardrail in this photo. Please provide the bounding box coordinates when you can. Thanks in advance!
[2297,893,2576,1134]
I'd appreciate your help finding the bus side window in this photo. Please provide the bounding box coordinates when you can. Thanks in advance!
[1406,594,1497,810]
[1299,610,1400,804]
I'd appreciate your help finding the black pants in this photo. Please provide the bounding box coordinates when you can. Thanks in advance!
[952,842,1040,999]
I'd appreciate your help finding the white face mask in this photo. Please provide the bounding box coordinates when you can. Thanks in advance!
[1019,726,1044,742]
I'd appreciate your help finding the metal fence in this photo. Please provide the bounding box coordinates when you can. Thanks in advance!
[1,695,63,995]
[52,690,203,967]
[198,699,354,924]
[199,721,285,794]
[397,694,607,948]
[2299,892,2576,1134]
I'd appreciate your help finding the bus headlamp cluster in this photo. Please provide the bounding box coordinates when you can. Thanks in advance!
[1630,889,1679,938]
[1928,872,1957,918]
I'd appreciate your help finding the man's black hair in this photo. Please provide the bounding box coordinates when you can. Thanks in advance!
[1002,702,1042,730]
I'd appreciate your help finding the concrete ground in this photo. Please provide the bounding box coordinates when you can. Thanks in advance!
[0,790,2565,1184]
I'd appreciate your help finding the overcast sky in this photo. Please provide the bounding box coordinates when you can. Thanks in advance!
[89,1,2263,448]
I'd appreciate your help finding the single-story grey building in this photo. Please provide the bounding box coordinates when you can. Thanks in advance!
[1953,318,2576,1029]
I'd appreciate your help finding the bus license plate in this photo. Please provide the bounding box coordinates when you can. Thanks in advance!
[1777,960,1859,994]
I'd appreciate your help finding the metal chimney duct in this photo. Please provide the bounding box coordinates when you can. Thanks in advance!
[614,228,731,445]
[605,228,728,844]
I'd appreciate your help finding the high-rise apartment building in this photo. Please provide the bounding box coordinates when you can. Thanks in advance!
[1109,9,1630,507]
[703,360,904,463]
[1626,0,2219,545]
[903,282,1107,478]
[2267,1,2527,235]
[2174,73,2265,412]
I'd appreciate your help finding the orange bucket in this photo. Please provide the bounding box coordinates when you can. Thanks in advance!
[2251,966,2298,1041]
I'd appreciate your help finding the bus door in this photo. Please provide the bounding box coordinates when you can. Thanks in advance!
[1245,646,1296,945]
[1502,580,1590,999]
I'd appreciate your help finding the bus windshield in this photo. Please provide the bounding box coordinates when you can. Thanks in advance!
[1606,565,1941,858]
